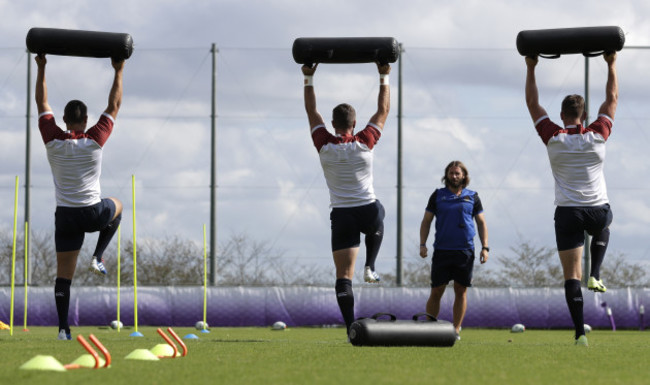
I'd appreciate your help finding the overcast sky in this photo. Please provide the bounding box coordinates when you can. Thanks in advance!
[1,0,650,279]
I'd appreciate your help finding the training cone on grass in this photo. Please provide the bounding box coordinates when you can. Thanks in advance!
[125,349,160,361]
[150,344,180,358]
[184,333,199,340]
[20,355,67,372]
[69,354,107,369]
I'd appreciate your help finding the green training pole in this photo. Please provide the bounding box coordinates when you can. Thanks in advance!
[9,176,18,336]
[23,221,29,332]
[117,224,121,332]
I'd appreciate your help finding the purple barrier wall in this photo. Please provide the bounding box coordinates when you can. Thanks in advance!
[1,286,648,329]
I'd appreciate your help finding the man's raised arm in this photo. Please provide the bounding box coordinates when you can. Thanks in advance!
[525,56,547,123]
[302,64,325,129]
[34,54,52,115]
[104,59,125,120]
[369,63,391,129]
[598,52,618,120]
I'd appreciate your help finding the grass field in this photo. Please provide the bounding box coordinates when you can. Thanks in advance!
[1,326,648,385]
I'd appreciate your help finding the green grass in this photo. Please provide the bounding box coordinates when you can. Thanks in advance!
[1,327,648,385]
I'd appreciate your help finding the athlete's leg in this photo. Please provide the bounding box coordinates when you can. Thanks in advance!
[363,224,383,271]
[589,227,610,281]
[333,247,359,334]
[92,198,122,263]
[55,250,80,334]
[363,201,385,272]
[559,247,586,339]
[452,282,468,334]
[426,284,446,320]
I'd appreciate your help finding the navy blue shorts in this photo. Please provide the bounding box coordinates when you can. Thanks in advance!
[554,204,612,251]
[54,198,117,252]
[430,249,475,288]
[330,200,385,252]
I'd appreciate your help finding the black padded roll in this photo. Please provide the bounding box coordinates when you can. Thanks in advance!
[349,313,457,347]
[292,37,399,65]
[516,26,624,58]
[26,27,134,60]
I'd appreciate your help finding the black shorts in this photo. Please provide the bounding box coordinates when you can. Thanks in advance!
[554,204,612,251]
[430,249,475,288]
[330,200,385,251]
[54,199,117,252]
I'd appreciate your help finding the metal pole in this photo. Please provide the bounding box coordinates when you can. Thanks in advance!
[24,50,32,284]
[396,43,404,286]
[209,43,218,286]
[583,56,591,286]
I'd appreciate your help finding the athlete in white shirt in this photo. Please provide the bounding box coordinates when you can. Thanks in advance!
[525,52,618,346]
[35,54,125,340]
[303,62,390,337]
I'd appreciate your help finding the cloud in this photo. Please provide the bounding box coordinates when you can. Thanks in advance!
[1,0,650,273]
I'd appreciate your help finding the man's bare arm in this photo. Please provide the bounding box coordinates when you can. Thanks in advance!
[104,59,125,119]
[34,54,52,115]
[525,56,547,123]
[598,52,618,120]
[302,64,325,129]
[368,63,391,129]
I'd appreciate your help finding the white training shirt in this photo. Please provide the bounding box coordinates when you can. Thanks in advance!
[38,111,114,207]
[311,123,381,208]
[535,114,612,207]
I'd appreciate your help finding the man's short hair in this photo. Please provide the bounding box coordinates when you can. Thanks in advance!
[332,103,356,129]
[561,94,585,120]
[441,160,470,188]
[63,100,88,124]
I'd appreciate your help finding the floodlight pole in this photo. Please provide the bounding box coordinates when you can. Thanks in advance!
[583,56,590,286]
[25,51,32,284]
[210,43,218,286]
[396,43,404,286]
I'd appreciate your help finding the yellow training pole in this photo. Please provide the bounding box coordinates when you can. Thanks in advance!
[9,176,18,336]
[117,225,121,332]
[203,224,208,332]
[130,175,142,336]
[23,221,29,332]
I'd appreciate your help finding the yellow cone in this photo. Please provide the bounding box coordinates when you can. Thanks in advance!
[150,344,179,358]
[70,354,107,368]
[125,349,160,361]
[20,355,66,371]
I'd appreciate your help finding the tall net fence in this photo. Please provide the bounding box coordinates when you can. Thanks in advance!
[1,44,650,287]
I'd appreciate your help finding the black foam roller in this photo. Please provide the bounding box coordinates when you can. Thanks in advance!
[349,313,457,347]
[26,27,134,60]
[292,37,399,65]
[516,26,624,58]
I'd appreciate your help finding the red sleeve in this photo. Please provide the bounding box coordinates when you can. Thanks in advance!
[85,114,114,147]
[535,117,562,145]
[586,115,613,141]
[311,125,334,152]
[355,124,381,150]
[38,113,64,144]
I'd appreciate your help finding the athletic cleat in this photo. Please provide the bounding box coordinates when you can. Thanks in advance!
[575,335,588,347]
[90,258,107,276]
[58,329,71,340]
[364,266,380,283]
[587,277,607,293]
